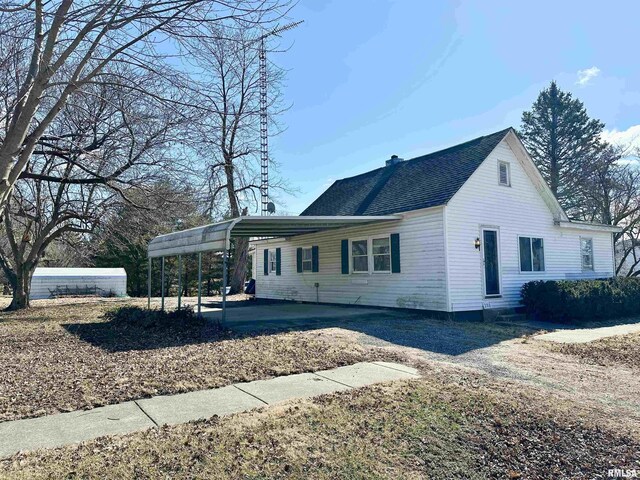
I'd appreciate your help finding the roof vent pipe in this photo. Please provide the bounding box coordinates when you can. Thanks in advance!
[386,154,403,167]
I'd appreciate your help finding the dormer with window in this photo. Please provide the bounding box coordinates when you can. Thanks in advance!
[498,161,510,187]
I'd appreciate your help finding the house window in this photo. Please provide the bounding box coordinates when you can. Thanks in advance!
[372,236,391,272]
[519,236,545,272]
[301,247,313,272]
[498,161,510,186]
[351,239,369,273]
[269,250,277,273]
[581,237,594,271]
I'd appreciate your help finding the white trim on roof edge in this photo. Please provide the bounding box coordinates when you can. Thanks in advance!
[503,130,569,222]
[555,220,622,233]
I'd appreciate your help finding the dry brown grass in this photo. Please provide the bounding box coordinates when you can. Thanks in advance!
[1,298,638,479]
[1,369,637,480]
[0,298,397,421]
[545,332,640,370]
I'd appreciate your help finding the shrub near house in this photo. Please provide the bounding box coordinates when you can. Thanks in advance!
[521,278,640,323]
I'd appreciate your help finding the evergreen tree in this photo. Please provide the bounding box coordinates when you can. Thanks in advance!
[520,81,605,216]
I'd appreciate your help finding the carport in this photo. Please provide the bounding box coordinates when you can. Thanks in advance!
[147,215,401,320]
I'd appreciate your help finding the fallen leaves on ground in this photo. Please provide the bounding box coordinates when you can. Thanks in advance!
[1,371,637,479]
[0,300,399,421]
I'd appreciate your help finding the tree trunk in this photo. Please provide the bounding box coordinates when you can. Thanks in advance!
[7,266,32,311]
[229,237,249,294]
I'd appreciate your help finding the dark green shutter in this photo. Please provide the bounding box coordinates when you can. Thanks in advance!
[276,248,281,276]
[263,249,269,276]
[391,233,401,273]
[312,246,319,272]
[341,239,349,274]
[296,247,303,273]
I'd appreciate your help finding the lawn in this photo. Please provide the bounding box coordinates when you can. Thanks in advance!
[0,298,397,421]
[1,370,637,479]
[0,298,638,479]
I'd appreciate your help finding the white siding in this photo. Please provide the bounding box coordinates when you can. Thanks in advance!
[252,207,448,310]
[445,138,615,312]
[30,268,128,300]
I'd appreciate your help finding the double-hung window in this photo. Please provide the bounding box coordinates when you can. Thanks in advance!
[301,247,313,272]
[351,239,369,273]
[581,237,594,271]
[372,237,391,272]
[268,250,277,273]
[519,236,545,272]
[351,236,392,273]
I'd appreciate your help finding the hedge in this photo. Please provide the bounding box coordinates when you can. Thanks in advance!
[521,277,640,323]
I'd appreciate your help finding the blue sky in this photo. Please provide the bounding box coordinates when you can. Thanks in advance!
[269,0,640,214]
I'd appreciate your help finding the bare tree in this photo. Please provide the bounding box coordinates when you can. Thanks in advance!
[581,143,640,276]
[0,0,288,219]
[0,78,183,309]
[93,181,207,296]
[187,25,292,293]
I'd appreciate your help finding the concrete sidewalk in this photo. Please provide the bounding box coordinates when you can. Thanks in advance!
[0,361,419,458]
[535,322,640,344]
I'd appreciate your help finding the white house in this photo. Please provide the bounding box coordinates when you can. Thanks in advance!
[251,128,620,319]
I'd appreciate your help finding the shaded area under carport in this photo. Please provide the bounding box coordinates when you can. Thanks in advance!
[202,301,399,333]
[201,301,546,356]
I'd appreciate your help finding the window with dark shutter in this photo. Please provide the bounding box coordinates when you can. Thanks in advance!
[372,237,390,272]
[351,239,368,273]
[301,247,312,272]
[268,251,277,273]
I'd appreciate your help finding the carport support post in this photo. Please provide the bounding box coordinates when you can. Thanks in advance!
[197,252,202,316]
[222,245,228,323]
[161,256,165,312]
[147,257,151,310]
[177,255,182,310]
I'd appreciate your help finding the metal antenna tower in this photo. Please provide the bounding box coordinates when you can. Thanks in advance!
[257,20,303,215]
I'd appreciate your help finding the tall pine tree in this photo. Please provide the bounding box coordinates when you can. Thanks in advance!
[519,81,605,216]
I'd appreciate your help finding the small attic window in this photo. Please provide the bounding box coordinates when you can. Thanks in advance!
[498,161,510,186]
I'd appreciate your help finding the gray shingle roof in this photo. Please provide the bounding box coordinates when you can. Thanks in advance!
[300,128,513,216]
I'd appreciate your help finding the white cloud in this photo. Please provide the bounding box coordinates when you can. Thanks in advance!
[602,125,640,149]
[576,66,601,86]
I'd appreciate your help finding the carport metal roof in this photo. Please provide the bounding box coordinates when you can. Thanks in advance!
[146,215,402,320]
[148,215,402,258]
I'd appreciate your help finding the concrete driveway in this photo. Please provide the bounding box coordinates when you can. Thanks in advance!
[202,301,541,360]
[203,301,399,333]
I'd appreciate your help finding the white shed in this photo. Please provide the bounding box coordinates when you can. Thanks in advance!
[30,268,128,300]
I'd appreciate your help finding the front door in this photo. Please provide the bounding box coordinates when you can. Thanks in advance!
[482,228,501,296]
